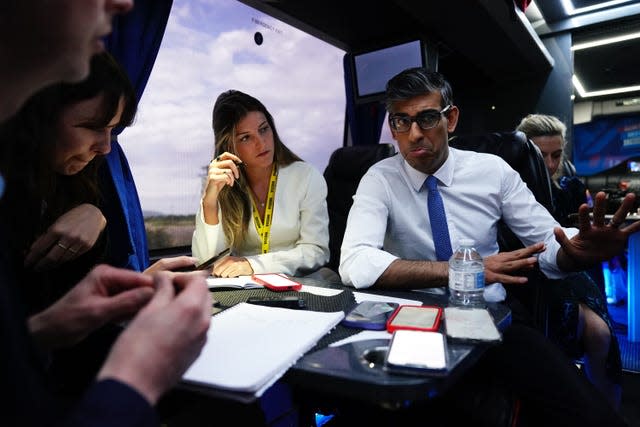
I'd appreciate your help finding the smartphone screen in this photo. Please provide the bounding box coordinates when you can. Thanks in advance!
[385,330,447,372]
[444,307,502,342]
[251,273,302,291]
[386,305,442,332]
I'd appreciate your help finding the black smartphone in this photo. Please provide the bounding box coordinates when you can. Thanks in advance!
[246,296,306,309]
[341,301,399,330]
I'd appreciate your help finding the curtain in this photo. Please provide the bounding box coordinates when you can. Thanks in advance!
[102,0,173,271]
[342,54,387,146]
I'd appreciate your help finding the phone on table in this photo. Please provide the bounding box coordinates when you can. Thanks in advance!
[342,301,399,330]
[386,305,443,333]
[246,295,306,309]
[384,330,448,375]
[251,273,302,291]
[444,307,502,343]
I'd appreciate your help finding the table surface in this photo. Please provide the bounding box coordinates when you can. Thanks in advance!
[284,277,511,407]
[184,277,511,407]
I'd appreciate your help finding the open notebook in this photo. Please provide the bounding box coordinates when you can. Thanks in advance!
[206,275,262,290]
[182,302,344,396]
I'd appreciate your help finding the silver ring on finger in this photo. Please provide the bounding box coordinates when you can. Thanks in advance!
[57,242,69,250]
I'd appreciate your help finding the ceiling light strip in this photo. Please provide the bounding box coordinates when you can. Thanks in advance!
[561,0,633,16]
[573,74,640,98]
[572,31,640,50]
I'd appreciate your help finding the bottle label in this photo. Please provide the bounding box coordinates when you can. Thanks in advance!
[449,270,484,291]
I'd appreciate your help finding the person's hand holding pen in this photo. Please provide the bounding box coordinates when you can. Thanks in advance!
[202,152,243,225]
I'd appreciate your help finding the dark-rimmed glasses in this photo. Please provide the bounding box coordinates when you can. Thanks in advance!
[389,105,452,133]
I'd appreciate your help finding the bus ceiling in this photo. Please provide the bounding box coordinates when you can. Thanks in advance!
[238,0,554,85]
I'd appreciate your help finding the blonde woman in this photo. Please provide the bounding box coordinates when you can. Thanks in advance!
[192,90,329,278]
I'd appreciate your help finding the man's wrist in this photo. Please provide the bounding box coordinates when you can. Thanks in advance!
[556,248,584,272]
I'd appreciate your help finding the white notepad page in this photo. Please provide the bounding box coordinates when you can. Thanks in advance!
[206,275,262,289]
[182,302,344,395]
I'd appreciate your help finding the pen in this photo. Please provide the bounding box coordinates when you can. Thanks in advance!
[196,247,231,270]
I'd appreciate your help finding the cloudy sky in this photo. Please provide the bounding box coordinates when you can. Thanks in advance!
[119,0,346,215]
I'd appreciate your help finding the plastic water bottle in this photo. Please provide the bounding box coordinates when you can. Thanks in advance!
[448,239,485,307]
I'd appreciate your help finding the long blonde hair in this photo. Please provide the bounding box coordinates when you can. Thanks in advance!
[211,90,302,249]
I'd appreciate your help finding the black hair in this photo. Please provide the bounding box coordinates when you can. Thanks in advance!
[385,67,454,113]
[0,51,137,287]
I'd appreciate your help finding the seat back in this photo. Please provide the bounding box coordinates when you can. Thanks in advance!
[449,130,554,215]
[562,158,577,177]
[449,131,554,330]
[323,143,397,271]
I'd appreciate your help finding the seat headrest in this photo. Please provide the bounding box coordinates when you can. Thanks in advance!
[324,144,396,180]
[449,130,554,212]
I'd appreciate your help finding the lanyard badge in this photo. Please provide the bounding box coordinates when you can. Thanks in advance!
[251,164,278,254]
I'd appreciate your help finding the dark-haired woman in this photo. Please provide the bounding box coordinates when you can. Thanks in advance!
[0,51,195,397]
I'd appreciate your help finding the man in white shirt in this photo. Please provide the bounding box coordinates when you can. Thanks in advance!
[340,68,639,294]
[338,67,634,426]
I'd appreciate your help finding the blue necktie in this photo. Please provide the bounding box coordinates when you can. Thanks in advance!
[426,175,453,261]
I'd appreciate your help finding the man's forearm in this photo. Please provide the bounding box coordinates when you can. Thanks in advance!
[374,259,449,290]
[28,309,60,351]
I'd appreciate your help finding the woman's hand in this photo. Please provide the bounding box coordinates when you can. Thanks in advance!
[212,256,253,277]
[202,152,243,225]
[143,256,200,275]
[25,203,107,271]
[202,152,242,205]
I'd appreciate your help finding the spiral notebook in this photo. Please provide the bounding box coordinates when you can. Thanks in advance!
[182,302,344,396]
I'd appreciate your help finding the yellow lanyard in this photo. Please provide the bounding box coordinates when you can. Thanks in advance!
[251,164,278,254]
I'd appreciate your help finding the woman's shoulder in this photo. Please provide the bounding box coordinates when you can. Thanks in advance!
[281,161,322,178]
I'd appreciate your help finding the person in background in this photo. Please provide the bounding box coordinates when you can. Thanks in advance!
[516,113,622,408]
[0,1,211,426]
[339,67,637,426]
[192,90,330,278]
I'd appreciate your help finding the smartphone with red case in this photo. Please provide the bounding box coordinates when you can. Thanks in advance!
[386,305,443,333]
[251,273,302,291]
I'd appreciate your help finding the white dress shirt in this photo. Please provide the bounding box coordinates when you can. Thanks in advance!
[192,161,330,276]
[339,147,578,293]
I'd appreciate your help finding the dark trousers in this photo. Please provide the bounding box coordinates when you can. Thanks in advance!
[473,323,626,427]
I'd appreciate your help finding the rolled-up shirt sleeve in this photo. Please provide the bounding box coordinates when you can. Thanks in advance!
[339,173,398,289]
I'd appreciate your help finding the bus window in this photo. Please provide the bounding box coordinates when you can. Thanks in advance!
[119,0,345,251]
